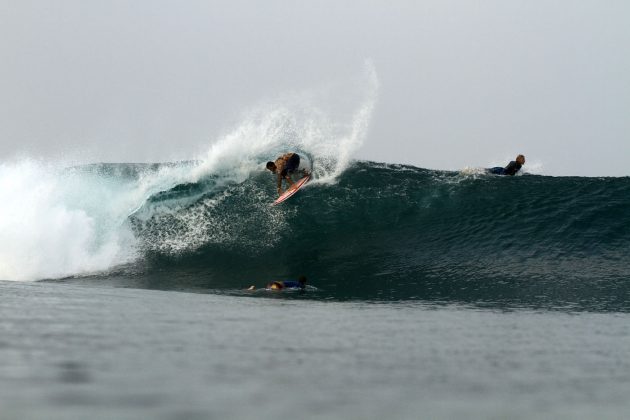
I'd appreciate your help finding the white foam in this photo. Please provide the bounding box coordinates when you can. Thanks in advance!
[191,60,379,184]
[0,159,214,281]
[521,160,544,175]
[0,160,133,280]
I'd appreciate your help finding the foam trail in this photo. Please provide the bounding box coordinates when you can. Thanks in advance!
[314,60,379,183]
[191,60,379,184]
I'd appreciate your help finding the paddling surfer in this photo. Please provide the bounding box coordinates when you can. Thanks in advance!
[489,154,526,176]
[247,276,308,291]
[266,153,301,196]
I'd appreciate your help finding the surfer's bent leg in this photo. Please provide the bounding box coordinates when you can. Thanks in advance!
[280,154,300,188]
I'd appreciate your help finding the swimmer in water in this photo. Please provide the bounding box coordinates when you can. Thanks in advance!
[247,276,307,291]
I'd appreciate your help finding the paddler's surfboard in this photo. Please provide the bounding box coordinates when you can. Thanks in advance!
[272,173,311,205]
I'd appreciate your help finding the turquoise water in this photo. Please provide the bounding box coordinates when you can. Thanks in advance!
[2,280,630,420]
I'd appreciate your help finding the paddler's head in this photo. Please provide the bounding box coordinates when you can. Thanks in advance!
[266,161,277,173]
[516,154,525,165]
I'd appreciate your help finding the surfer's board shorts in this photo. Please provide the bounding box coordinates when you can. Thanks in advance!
[280,280,303,288]
[281,154,300,177]
[489,167,505,175]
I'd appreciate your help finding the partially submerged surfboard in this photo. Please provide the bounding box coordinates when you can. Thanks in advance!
[272,173,311,205]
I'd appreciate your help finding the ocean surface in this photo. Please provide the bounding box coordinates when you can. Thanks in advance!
[1,158,630,419]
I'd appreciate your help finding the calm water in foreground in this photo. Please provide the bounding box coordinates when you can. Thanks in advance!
[1,280,630,420]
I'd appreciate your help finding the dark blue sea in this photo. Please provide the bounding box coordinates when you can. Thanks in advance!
[1,160,630,419]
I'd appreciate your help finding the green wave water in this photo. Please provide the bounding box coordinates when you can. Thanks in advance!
[110,161,630,310]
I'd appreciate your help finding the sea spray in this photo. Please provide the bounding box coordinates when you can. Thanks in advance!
[131,63,379,255]
[0,159,218,280]
[189,60,379,184]
[0,64,379,280]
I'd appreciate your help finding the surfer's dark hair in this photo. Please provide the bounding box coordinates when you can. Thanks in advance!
[298,276,307,284]
[266,161,275,170]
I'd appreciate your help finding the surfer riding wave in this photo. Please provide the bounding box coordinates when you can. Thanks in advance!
[266,153,305,196]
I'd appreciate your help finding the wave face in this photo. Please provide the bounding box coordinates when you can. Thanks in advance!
[3,155,630,309]
[131,162,630,310]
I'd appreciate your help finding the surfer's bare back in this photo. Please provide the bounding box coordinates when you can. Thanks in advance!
[266,153,300,196]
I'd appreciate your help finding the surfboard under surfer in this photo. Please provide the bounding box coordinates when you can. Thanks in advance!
[488,154,526,176]
[266,153,301,196]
